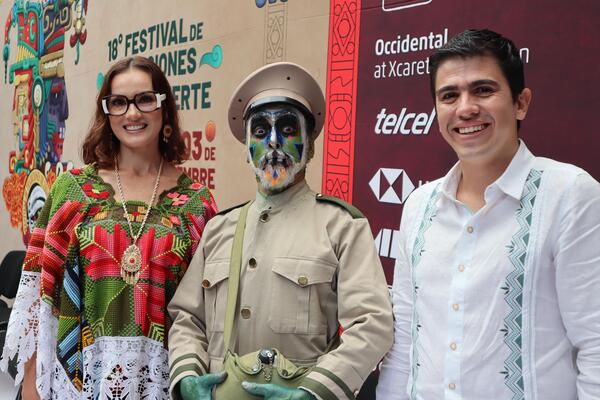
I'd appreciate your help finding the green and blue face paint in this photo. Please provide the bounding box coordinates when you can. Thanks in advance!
[246,104,309,192]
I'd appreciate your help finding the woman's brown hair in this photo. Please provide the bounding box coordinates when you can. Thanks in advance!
[81,56,187,168]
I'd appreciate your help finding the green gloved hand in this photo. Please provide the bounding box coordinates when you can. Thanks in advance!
[241,382,316,400]
[179,371,227,400]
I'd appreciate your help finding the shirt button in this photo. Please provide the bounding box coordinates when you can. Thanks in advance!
[452,303,460,311]
[240,308,251,319]
[259,212,269,222]
[467,226,474,233]
[448,383,456,390]
[202,279,210,288]
[297,276,308,286]
[248,258,257,269]
[450,342,457,351]
[458,264,465,272]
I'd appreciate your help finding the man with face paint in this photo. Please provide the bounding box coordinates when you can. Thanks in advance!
[168,62,394,400]
[247,105,308,192]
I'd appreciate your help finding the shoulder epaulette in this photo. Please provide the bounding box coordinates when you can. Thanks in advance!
[216,201,251,216]
[315,193,364,219]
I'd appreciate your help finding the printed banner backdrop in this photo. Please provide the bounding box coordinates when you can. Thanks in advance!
[0,0,329,251]
[0,0,597,303]
[0,0,597,397]
[322,0,600,281]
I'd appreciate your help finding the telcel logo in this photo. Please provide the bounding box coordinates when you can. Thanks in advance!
[374,107,436,135]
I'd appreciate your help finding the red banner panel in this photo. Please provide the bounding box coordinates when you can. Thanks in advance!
[324,0,600,282]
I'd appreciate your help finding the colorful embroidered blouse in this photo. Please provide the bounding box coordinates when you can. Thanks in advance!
[0,164,217,399]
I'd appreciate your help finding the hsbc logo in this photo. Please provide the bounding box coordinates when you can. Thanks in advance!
[382,0,433,12]
[375,107,436,135]
[369,168,415,204]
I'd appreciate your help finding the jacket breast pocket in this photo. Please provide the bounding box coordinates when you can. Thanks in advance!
[269,257,337,335]
[203,261,229,333]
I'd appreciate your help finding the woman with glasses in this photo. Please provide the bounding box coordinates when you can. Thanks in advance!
[1,56,218,399]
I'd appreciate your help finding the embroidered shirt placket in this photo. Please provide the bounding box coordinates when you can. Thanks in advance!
[409,186,441,399]
[444,203,477,399]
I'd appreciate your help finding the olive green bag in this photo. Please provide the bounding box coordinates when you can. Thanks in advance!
[213,201,313,399]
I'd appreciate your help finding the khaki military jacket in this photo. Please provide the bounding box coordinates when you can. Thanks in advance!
[168,181,393,399]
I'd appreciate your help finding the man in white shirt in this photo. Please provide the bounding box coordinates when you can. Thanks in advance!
[376,29,600,400]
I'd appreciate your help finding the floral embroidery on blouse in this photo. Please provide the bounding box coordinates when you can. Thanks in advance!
[1,164,218,399]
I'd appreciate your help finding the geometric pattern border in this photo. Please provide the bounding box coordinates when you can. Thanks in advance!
[500,169,543,400]
[264,1,287,64]
[322,0,362,202]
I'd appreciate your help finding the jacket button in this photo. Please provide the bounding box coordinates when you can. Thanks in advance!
[297,276,308,286]
[260,212,269,222]
[241,308,251,319]
[248,258,257,269]
[202,279,210,288]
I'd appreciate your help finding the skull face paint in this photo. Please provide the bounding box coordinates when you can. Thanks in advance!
[246,105,309,192]
[27,184,47,232]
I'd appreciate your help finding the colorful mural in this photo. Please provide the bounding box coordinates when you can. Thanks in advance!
[2,0,88,244]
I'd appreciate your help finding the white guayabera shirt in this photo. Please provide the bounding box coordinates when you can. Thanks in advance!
[377,141,600,400]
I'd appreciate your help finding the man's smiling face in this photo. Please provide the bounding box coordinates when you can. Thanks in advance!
[434,55,531,166]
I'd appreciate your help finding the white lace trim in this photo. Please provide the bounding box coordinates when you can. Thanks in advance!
[36,301,59,399]
[1,271,170,399]
[37,336,169,399]
[47,349,80,400]
[81,336,169,400]
[0,270,41,384]
[40,335,169,400]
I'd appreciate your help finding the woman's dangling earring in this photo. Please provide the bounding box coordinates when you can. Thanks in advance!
[162,125,173,143]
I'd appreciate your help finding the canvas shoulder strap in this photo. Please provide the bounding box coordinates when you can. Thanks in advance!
[224,201,253,351]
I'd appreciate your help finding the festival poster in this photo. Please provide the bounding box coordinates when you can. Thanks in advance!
[0,0,329,250]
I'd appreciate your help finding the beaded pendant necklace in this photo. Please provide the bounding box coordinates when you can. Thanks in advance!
[114,158,163,284]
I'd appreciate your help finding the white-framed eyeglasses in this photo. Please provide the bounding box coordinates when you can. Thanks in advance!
[101,91,167,116]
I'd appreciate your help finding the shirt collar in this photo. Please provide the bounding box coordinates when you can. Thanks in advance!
[254,179,310,210]
[493,140,536,200]
[440,139,536,202]
[439,161,462,201]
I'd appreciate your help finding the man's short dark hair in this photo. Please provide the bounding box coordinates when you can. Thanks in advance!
[429,29,525,103]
